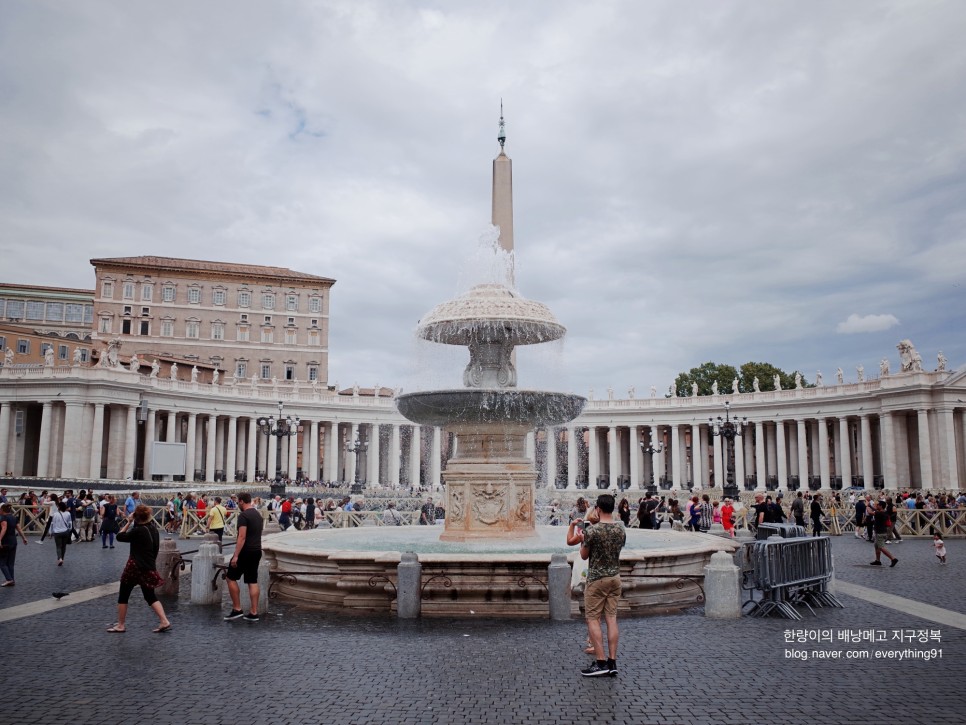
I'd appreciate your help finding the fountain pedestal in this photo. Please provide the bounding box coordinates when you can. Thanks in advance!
[440,423,538,541]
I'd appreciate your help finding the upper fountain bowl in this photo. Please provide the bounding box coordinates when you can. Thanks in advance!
[396,389,586,427]
[417,283,565,346]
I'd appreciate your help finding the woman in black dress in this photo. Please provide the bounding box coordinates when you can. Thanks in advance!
[107,505,171,633]
[100,494,119,548]
[810,494,825,537]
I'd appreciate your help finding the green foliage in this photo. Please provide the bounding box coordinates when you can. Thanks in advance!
[673,361,810,396]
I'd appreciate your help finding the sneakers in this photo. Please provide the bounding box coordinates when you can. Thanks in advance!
[890,558,898,568]
[869,561,882,566]
[606,659,618,676]
[243,613,260,622]
[580,661,611,677]
[223,609,244,621]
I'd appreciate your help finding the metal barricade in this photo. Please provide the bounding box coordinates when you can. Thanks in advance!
[755,523,806,540]
[740,536,843,620]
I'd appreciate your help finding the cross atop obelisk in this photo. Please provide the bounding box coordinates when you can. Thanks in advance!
[491,101,514,284]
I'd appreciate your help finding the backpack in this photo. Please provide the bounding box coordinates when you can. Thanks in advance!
[84,503,95,518]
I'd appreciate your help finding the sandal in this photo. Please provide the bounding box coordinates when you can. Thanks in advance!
[152,624,173,633]
[106,626,126,633]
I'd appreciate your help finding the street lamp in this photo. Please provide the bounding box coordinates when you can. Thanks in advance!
[708,400,747,498]
[640,432,665,491]
[345,435,368,491]
[257,400,300,496]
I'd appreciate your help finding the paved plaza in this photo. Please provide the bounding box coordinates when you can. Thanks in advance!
[2,532,965,725]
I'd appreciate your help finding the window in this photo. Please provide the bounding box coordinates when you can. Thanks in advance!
[262,293,275,310]
[7,300,24,319]
[102,281,114,299]
[0,300,4,317]
[235,361,247,378]
[65,304,84,323]
[285,330,297,345]
[58,344,68,360]
[139,321,150,336]
[122,282,135,299]
[162,285,176,302]
[309,297,321,313]
[309,330,320,346]
[186,320,200,338]
[0,336,5,352]
[238,291,251,307]
[141,285,153,302]
[237,326,249,342]
[240,314,248,322]
[123,305,132,316]
[188,287,201,304]
[211,322,225,340]
[161,320,174,337]
[26,301,44,320]
[310,319,319,327]
[84,305,93,324]
[264,316,272,324]
[41,343,53,357]
[261,328,273,344]
[121,319,132,335]
[46,302,64,321]
[260,363,271,379]
[79,349,89,362]
[307,365,319,381]
[284,364,295,380]
[213,289,226,306]
[287,317,295,325]
[141,307,150,316]
[17,339,29,354]
[99,317,112,333]
[286,295,298,311]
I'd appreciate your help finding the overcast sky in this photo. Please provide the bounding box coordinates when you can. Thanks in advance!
[2,0,964,396]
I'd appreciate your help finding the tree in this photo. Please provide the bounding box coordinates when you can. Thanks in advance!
[673,362,738,397]
[673,361,810,396]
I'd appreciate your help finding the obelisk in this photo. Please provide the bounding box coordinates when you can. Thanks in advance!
[491,104,514,285]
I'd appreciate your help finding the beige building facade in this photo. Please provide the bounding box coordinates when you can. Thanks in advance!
[0,284,94,367]
[90,256,335,384]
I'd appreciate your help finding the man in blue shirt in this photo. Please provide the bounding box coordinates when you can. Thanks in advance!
[124,491,140,518]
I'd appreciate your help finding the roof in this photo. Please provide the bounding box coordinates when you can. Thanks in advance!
[90,256,336,285]
[0,283,94,298]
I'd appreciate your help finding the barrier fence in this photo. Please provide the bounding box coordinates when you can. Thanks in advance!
[741,536,843,620]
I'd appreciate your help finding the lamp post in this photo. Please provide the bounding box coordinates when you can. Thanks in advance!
[257,400,300,496]
[345,435,368,492]
[640,432,665,492]
[708,401,747,499]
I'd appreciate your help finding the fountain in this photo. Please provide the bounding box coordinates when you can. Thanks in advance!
[262,121,737,616]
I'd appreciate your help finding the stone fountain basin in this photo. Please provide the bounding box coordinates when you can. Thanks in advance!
[395,389,586,427]
[263,526,738,618]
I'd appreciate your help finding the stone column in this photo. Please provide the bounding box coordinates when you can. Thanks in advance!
[288,424,299,480]
[671,424,682,488]
[346,423,358,484]
[797,419,809,486]
[236,421,247,481]
[0,403,11,476]
[223,416,236,482]
[691,424,702,488]
[306,420,318,482]
[389,423,401,487]
[60,402,84,478]
[89,403,106,479]
[629,425,641,489]
[525,431,536,461]
[838,417,852,488]
[817,417,831,488]
[184,413,197,482]
[880,412,897,489]
[567,426,578,488]
[165,410,176,442]
[36,401,53,477]
[144,409,156,479]
[775,420,787,489]
[215,417,226,477]
[587,426,599,486]
[409,425,421,488]
[205,415,217,483]
[244,420,256,482]
[938,408,960,491]
[917,408,934,489]
[366,423,379,485]
[120,405,134,481]
[430,426,442,489]
[654,426,666,485]
[734,432,745,488]
[608,426,619,488]
[546,427,558,489]
[712,430,723,489]
[860,414,874,489]
[754,421,766,491]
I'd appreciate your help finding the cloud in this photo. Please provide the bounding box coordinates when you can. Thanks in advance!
[836,314,901,334]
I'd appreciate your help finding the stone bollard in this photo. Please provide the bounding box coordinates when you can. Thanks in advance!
[155,539,181,597]
[190,541,223,605]
[672,520,685,532]
[547,553,572,621]
[235,555,271,614]
[708,523,727,537]
[703,551,741,619]
[203,532,222,554]
[735,527,754,542]
[317,520,331,529]
[396,552,421,619]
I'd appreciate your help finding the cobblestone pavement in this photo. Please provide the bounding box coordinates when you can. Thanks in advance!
[1,534,964,725]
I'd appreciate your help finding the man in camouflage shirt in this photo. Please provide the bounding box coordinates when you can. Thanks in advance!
[579,494,626,677]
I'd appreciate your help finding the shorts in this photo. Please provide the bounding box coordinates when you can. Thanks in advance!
[584,576,622,621]
[874,533,889,548]
[226,550,262,584]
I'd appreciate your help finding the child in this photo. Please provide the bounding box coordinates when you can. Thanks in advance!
[934,534,947,565]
